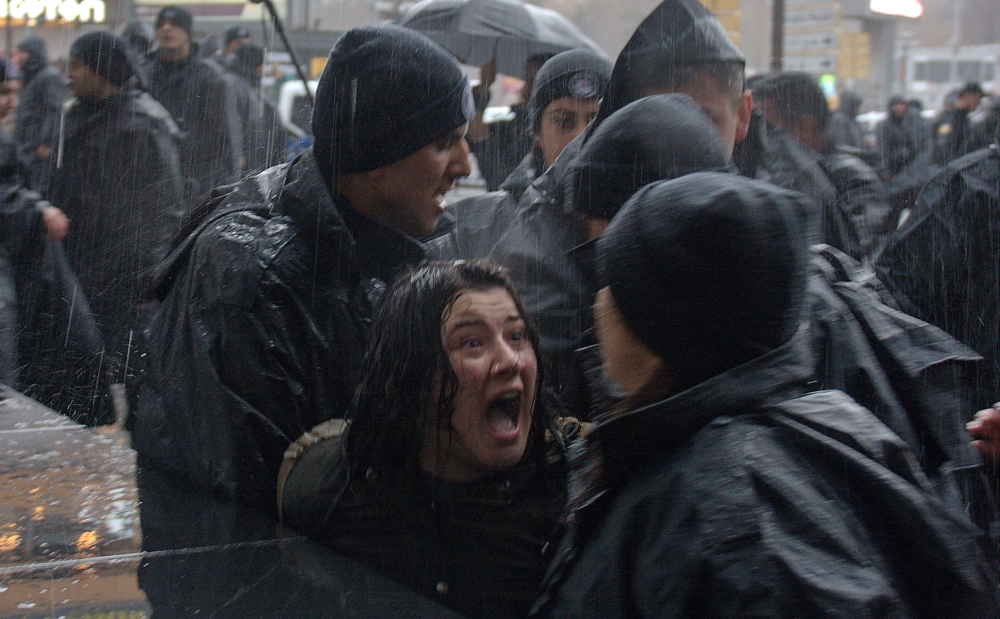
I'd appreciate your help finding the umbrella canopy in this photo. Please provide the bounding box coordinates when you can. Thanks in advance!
[394,0,605,78]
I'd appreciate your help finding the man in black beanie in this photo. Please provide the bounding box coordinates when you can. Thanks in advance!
[134,24,473,511]
[531,172,999,619]
[35,31,184,425]
[12,36,67,194]
[147,5,241,209]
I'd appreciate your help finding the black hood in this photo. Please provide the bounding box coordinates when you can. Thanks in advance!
[839,90,862,116]
[594,0,744,128]
[17,36,47,82]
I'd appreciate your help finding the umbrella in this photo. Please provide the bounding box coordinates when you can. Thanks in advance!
[394,0,605,78]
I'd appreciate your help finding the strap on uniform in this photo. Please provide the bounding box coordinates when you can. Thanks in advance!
[277,418,347,521]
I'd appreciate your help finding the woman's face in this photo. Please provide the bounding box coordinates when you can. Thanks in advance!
[536,96,599,168]
[420,287,538,482]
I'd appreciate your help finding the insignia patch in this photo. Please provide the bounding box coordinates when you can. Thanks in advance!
[938,123,953,135]
[568,72,600,99]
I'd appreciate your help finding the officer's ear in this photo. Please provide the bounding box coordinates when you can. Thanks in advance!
[734,90,752,144]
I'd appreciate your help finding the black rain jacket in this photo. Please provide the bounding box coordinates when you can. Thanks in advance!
[15,57,66,193]
[146,47,241,207]
[132,149,426,511]
[47,90,184,374]
[876,143,1000,413]
[531,328,999,619]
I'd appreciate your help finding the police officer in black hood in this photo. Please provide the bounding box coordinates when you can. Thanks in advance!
[133,25,474,511]
[12,36,67,194]
[146,5,242,208]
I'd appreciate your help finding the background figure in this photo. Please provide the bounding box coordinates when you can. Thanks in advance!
[43,32,184,424]
[209,25,251,72]
[875,96,917,179]
[469,53,554,191]
[121,21,153,84]
[827,89,864,149]
[12,36,67,194]
[146,5,241,208]
[931,81,984,166]
[230,43,287,175]
[903,98,929,153]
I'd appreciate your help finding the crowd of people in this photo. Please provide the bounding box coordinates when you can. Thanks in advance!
[0,7,288,423]
[2,0,1000,616]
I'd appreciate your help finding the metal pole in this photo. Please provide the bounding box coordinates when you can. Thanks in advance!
[5,0,12,61]
[252,0,313,107]
[770,0,784,73]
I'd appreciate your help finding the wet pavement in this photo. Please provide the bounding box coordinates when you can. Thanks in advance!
[0,388,463,618]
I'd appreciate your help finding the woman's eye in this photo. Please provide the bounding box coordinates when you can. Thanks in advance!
[463,338,483,349]
[509,331,525,343]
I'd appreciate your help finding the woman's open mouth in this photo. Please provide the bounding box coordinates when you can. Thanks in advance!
[484,391,522,442]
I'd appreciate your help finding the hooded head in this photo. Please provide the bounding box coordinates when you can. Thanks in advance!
[751,72,830,152]
[16,36,47,81]
[567,94,728,221]
[232,43,264,83]
[597,172,810,376]
[69,32,135,90]
[122,21,153,55]
[838,90,862,117]
[594,0,745,128]
[311,25,474,184]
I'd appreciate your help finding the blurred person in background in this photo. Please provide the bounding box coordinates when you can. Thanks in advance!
[43,31,184,424]
[876,95,917,179]
[827,89,864,149]
[146,5,241,208]
[229,43,287,174]
[12,36,67,194]
[931,81,985,166]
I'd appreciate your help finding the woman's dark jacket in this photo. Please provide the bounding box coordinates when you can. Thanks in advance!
[281,420,572,619]
[133,149,427,512]
[531,329,999,619]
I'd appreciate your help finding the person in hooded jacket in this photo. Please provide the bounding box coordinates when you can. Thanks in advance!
[42,32,184,423]
[828,89,864,149]
[427,48,610,263]
[0,57,68,385]
[12,36,67,194]
[751,72,896,264]
[490,94,729,418]
[877,118,1000,425]
[931,82,985,167]
[529,171,999,619]
[877,96,919,179]
[228,43,288,175]
[133,25,474,512]
[146,6,241,208]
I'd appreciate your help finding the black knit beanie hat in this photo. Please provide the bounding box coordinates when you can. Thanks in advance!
[312,25,474,183]
[597,171,810,369]
[528,49,611,135]
[232,43,264,76]
[224,25,251,46]
[156,6,194,37]
[70,31,135,87]
[567,94,728,220]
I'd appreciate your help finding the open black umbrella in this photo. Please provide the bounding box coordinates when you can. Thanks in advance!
[394,0,605,78]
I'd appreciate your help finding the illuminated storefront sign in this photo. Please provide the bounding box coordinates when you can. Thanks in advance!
[0,0,106,22]
[869,0,923,18]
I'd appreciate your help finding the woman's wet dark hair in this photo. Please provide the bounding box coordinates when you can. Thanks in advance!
[343,259,545,474]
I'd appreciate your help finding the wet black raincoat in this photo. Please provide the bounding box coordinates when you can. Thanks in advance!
[817,150,897,264]
[146,46,241,207]
[132,149,427,510]
[531,329,999,619]
[47,89,185,393]
[15,41,67,193]
[876,142,1000,413]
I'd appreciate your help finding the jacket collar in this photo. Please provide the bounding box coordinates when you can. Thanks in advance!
[591,323,814,473]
